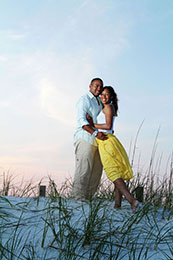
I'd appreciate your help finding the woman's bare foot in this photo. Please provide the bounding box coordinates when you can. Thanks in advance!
[131,200,139,213]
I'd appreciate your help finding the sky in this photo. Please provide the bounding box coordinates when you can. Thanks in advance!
[0,0,173,186]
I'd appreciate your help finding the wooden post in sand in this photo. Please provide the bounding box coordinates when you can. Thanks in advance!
[135,186,144,202]
[39,185,46,197]
[132,186,144,202]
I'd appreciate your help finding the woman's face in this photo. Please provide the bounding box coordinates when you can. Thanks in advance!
[100,88,111,104]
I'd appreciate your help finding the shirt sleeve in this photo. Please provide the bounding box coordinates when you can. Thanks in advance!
[76,96,90,127]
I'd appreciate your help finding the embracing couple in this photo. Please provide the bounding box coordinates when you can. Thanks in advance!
[72,78,139,213]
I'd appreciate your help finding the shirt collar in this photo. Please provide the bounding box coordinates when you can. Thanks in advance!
[88,91,96,99]
[88,91,102,106]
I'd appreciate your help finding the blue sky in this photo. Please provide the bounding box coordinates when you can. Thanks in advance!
[0,0,172,185]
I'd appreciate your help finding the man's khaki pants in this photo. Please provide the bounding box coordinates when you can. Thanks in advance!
[71,139,103,200]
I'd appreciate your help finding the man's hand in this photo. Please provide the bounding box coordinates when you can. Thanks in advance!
[96,132,108,141]
[86,113,94,126]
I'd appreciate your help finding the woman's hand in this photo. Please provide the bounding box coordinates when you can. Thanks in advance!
[86,113,94,126]
[96,132,108,140]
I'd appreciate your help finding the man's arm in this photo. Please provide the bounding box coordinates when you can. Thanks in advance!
[76,97,92,128]
[83,125,107,140]
[77,97,107,140]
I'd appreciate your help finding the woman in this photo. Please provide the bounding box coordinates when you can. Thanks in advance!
[87,86,139,213]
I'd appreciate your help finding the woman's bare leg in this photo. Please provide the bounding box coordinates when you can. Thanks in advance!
[114,178,138,212]
[114,184,122,209]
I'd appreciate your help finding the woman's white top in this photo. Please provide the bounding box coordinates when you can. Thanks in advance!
[97,111,115,134]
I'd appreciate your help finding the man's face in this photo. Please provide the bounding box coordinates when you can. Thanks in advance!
[89,80,103,97]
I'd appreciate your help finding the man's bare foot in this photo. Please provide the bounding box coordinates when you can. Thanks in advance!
[131,200,139,213]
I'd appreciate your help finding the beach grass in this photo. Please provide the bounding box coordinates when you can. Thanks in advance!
[0,130,173,259]
[0,164,172,260]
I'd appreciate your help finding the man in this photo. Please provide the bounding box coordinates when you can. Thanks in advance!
[72,78,107,200]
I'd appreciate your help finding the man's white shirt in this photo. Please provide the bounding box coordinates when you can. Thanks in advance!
[74,92,102,146]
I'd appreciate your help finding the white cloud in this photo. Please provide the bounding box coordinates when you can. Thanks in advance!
[38,78,76,126]
[0,30,25,40]
[0,55,8,62]
[0,100,10,107]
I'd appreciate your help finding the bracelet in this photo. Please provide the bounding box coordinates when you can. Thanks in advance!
[92,130,98,137]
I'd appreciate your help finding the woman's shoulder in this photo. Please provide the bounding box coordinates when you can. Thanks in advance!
[103,104,113,112]
[103,104,116,116]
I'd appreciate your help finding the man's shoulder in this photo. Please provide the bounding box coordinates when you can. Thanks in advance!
[77,93,91,103]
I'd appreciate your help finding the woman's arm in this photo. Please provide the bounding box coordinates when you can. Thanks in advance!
[94,105,113,130]
[85,113,108,140]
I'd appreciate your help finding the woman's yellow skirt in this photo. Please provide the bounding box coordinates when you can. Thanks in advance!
[96,134,133,183]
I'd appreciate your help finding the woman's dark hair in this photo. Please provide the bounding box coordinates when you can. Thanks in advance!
[102,86,118,116]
